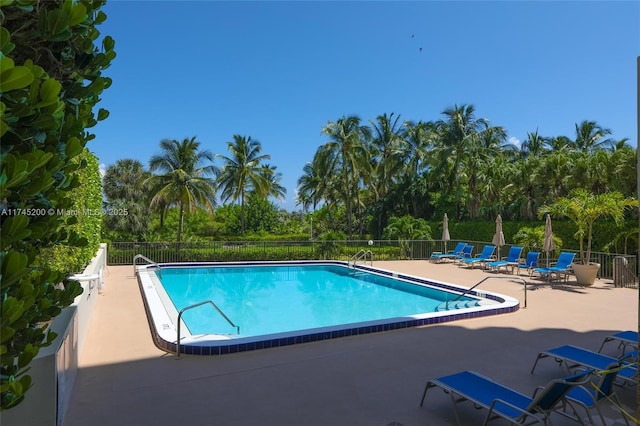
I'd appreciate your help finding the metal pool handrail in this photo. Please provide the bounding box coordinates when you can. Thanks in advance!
[350,249,373,268]
[175,300,240,359]
[445,276,528,310]
[133,254,160,275]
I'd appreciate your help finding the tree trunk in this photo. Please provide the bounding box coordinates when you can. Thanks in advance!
[177,203,185,242]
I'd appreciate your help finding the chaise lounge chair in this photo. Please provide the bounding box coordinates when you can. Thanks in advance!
[430,242,467,263]
[517,252,540,277]
[533,252,575,282]
[598,330,638,355]
[443,244,473,264]
[459,245,496,269]
[486,246,523,274]
[562,363,631,426]
[530,345,638,385]
[420,369,590,425]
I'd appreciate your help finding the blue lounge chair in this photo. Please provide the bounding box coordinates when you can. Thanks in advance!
[530,345,638,385]
[598,330,638,354]
[445,244,473,263]
[486,246,523,273]
[517,252,540,277]
[420,369,590,425]
[563,363,631,426]
[454,244,474,261]
[533,252,575,282]
[430,242,467,263]
[459,245,495,269]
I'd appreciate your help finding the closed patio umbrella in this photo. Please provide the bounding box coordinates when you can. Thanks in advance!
[543,213,555,267]
[492,214,505,259]
[442,213,451,252]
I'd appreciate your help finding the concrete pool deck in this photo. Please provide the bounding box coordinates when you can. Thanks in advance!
[62,261,637,426]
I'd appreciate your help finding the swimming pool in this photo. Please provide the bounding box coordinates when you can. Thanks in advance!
[136,261,518,355]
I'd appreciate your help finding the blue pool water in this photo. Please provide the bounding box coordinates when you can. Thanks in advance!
[158,264,477,338]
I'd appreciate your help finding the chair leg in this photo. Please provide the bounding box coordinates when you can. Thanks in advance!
[419,382,432,406]
[597,337,612,353]
[609,394,631,426]
[530,354,544,374]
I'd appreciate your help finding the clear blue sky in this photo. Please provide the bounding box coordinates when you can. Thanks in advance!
[92,1,639,211]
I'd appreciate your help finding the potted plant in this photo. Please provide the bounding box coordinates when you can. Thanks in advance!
[538,189,638,285]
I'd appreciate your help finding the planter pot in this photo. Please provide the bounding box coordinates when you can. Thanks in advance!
[572,263,600,286]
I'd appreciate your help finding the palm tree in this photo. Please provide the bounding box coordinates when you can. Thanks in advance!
[103,159,152,238]
[520,129,550,158]
[103,159,149,201]
[506,157,543,220]
[538,149,574,202]
[216,135,271,235]
[369,113,407,233]
[548,135,573,151]
[572,120,614,152]
[432,104,489,217]
[296,160,323,212]
[259,163,287,201]
[400,120,436,217]
[402,120,435,175]
[146,137,217,242]
[571,150,611,194]
[382,215,431,258]
[319,115,372,237]
[466,123,507,218]
[609,142,636,196]
[539,189,637,266]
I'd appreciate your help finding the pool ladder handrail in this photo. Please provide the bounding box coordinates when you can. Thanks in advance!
[175,300,240,359]
[133,254,161,276]
[444,276,528,310]
[350,249,373,268]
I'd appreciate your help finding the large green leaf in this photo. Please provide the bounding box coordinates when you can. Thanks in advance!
[68,4,87,27]
[97,108,109,121]
[0,27,14,54]
[34,78,62,108]
[0,56,15,73]
[102,35,115,51]
[0,215,31,247]
[17,344,39,369]
[0,250,29,288]
[65,136,83,157]
[46,9,70,38]
[2,154,30,190]
[0,66,34,92]
[0,298,24,329]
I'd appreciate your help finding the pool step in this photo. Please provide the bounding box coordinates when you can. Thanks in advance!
[436,300,480,311]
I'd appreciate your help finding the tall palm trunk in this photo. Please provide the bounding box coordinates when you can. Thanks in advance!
[240,196,246,236]
[343,163,353,237]
[177,203,185,242]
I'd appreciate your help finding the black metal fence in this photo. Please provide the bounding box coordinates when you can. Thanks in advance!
[108,240,637,286]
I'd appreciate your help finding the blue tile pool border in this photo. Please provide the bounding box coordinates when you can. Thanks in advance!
[136,260,519,356]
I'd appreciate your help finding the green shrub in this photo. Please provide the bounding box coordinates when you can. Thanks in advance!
[0,0,115,409]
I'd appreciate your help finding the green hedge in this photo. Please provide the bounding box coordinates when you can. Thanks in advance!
[1,0,115,409]
[110,241,404,265]
[427,219,637,254]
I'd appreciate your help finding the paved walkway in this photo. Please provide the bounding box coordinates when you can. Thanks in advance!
[63,261,638,426]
